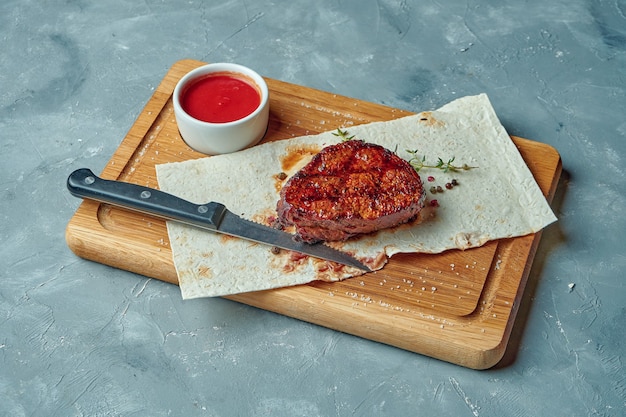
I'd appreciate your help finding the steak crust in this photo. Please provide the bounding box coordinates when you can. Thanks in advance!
[277,140,425,243]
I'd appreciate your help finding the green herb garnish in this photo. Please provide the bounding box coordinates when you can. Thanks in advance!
[406,150,477,173]
[332,128,355,142]
[331,128,477,173]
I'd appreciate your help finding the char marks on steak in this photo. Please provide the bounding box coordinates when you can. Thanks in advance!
[277,140,425,243]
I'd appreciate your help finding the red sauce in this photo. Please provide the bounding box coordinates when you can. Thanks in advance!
[181,73,261,123]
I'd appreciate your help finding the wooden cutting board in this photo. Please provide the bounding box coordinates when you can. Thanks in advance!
[66,59,561,369]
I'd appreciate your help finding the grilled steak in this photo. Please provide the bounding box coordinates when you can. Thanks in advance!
[277,140,425,243]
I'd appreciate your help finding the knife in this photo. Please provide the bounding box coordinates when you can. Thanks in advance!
[67,168,370,271]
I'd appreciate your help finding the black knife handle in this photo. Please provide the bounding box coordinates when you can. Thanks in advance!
[67,168,226,230]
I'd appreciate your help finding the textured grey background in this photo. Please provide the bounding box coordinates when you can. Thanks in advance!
[1,0,625,416]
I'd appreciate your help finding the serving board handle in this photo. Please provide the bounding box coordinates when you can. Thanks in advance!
[67,168,226,230]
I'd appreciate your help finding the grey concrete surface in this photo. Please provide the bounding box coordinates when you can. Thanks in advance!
[1,0,625,416]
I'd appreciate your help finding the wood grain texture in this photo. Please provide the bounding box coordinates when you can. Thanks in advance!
[66,59,562,369]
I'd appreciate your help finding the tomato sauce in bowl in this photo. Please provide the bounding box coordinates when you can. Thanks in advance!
[181,73,261,123]
[173,62,270,155]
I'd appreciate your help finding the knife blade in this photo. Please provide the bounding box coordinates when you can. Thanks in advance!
[67,168,370,271]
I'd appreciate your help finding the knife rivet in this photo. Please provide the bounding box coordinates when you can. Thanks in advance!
[84,176,95,185]
[197,205,208,214]
[140,191,151,199]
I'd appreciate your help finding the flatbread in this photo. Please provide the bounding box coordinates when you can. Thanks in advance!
[156,94,556,299]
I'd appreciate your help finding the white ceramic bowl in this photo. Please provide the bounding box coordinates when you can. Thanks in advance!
[173,63,270,155]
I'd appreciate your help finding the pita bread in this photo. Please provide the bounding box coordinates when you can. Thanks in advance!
[156,94,556,299]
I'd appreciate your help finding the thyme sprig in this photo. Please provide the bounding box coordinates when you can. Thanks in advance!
[331,128,477,174]
[406,150,477,173]
[332,128,355,142]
